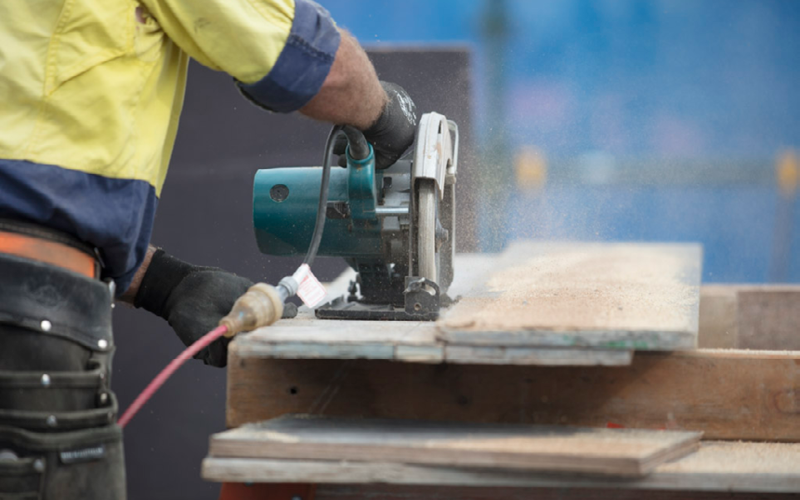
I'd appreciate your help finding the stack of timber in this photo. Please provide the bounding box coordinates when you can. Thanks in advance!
[232,242,703,367]
[211,294,800,494]
[209,241,800,495]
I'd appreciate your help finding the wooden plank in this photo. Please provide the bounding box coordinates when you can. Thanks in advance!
[444,345,632,366]
[697,286,738,348]
[737,286,800,350]
[234,283,799,365]
[202,441,800,494]
[696,285,800,350]
[236,245,711,367]
[234,327,632,366]
[311,486,796,500]
[438,242,701,350]
[226,350,800,441]
[209,415,700,476]
[237,319,441,362]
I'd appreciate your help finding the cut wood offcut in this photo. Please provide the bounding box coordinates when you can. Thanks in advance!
[439,242,702,350]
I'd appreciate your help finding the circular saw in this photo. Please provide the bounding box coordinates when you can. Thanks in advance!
[251,112,459,320]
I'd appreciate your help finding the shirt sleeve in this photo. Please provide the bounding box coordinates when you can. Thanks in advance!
[139,0,341,113]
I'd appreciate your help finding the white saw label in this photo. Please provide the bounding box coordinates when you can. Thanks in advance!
[293,264,327,308]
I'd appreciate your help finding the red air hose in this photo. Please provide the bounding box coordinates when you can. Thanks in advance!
[117,324,229,428]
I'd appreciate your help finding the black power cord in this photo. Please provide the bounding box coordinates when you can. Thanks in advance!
[303,125,370,267]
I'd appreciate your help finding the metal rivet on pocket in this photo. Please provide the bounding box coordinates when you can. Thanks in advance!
[41,374,51,387]
[33,459,45,472]
[99,392,109,404]
[98,339,108,349]
[46,415,57,427]
[40,320,51,332]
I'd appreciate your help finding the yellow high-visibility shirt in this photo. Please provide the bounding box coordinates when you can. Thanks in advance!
[0,0,340,291]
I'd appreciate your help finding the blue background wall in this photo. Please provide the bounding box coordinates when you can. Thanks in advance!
[325,0,800,282]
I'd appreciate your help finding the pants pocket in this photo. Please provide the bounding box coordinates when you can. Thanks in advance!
[0,424,125,500]
[0,367,105,414]
[0,453,43,500]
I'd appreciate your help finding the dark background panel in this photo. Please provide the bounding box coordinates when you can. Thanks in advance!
[112,48,473,500]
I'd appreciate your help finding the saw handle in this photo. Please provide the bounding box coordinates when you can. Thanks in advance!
[341,125,371,160]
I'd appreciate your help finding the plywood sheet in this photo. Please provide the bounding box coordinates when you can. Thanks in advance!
[203,441,800,494]
[439,242,702,349]
[233,242,702,367]
[233,324,632,366]
[209,415,700,476]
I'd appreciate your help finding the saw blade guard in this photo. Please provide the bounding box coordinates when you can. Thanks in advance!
[410,113,458,291]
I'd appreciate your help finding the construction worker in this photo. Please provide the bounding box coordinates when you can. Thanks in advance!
[0,0,417,498]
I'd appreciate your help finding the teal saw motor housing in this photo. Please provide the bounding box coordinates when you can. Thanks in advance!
[253,113,458,320]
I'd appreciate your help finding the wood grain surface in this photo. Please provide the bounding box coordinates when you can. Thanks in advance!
[438,242,702,350]
[231,282,796,366]
[737,287,800,350]
[209,415,700,476]
[203,441,800,494]
[233,242,705,367]
[227,350,800,441]
[234,321,633,366]
[697,285,800,350]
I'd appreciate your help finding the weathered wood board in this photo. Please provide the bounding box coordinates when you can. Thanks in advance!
[232,321,632,366]
[737,286,800,350]
[203,441,800,494]
[234,241,702,366]
[208,415,700,476]
[697,284,800,349]
[226,351,800,441]
[438,242,702,350]
[697,285,738,348]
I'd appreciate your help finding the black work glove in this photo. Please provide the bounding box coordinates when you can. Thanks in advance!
[351,81,418,169]
[134,249,251,368]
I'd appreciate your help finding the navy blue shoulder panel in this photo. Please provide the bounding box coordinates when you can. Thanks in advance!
[237,0,341,113]
[0,159,157,295]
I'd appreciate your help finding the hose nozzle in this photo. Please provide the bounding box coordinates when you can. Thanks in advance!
[218,283,284,337]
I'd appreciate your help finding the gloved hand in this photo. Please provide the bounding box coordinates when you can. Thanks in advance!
[133,249,251,368]
[354,81,418,169]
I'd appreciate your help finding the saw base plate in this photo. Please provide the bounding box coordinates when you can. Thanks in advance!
[315,283,457,322]
[315,296,439,321]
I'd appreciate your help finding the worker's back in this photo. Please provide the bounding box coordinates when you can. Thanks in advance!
[0,0,296,289]
[0,0,187,196]
[0,2,412,498]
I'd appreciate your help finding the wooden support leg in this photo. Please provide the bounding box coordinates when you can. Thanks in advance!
[219,482,316,500]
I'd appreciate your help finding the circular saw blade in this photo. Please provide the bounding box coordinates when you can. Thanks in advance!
[416,179,438,284]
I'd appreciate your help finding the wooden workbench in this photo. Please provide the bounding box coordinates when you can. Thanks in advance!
[205,244,800,498]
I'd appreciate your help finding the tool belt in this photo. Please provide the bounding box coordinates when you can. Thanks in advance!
[0,218,100,279]
[0,220,125,500]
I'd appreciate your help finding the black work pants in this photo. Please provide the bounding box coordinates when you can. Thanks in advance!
[0,254,126,500]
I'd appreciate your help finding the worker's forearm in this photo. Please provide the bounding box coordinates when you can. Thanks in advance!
[119,245,157,304]
[299,31,387,130]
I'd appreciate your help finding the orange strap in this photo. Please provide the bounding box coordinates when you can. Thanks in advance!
[0,230,97,278]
